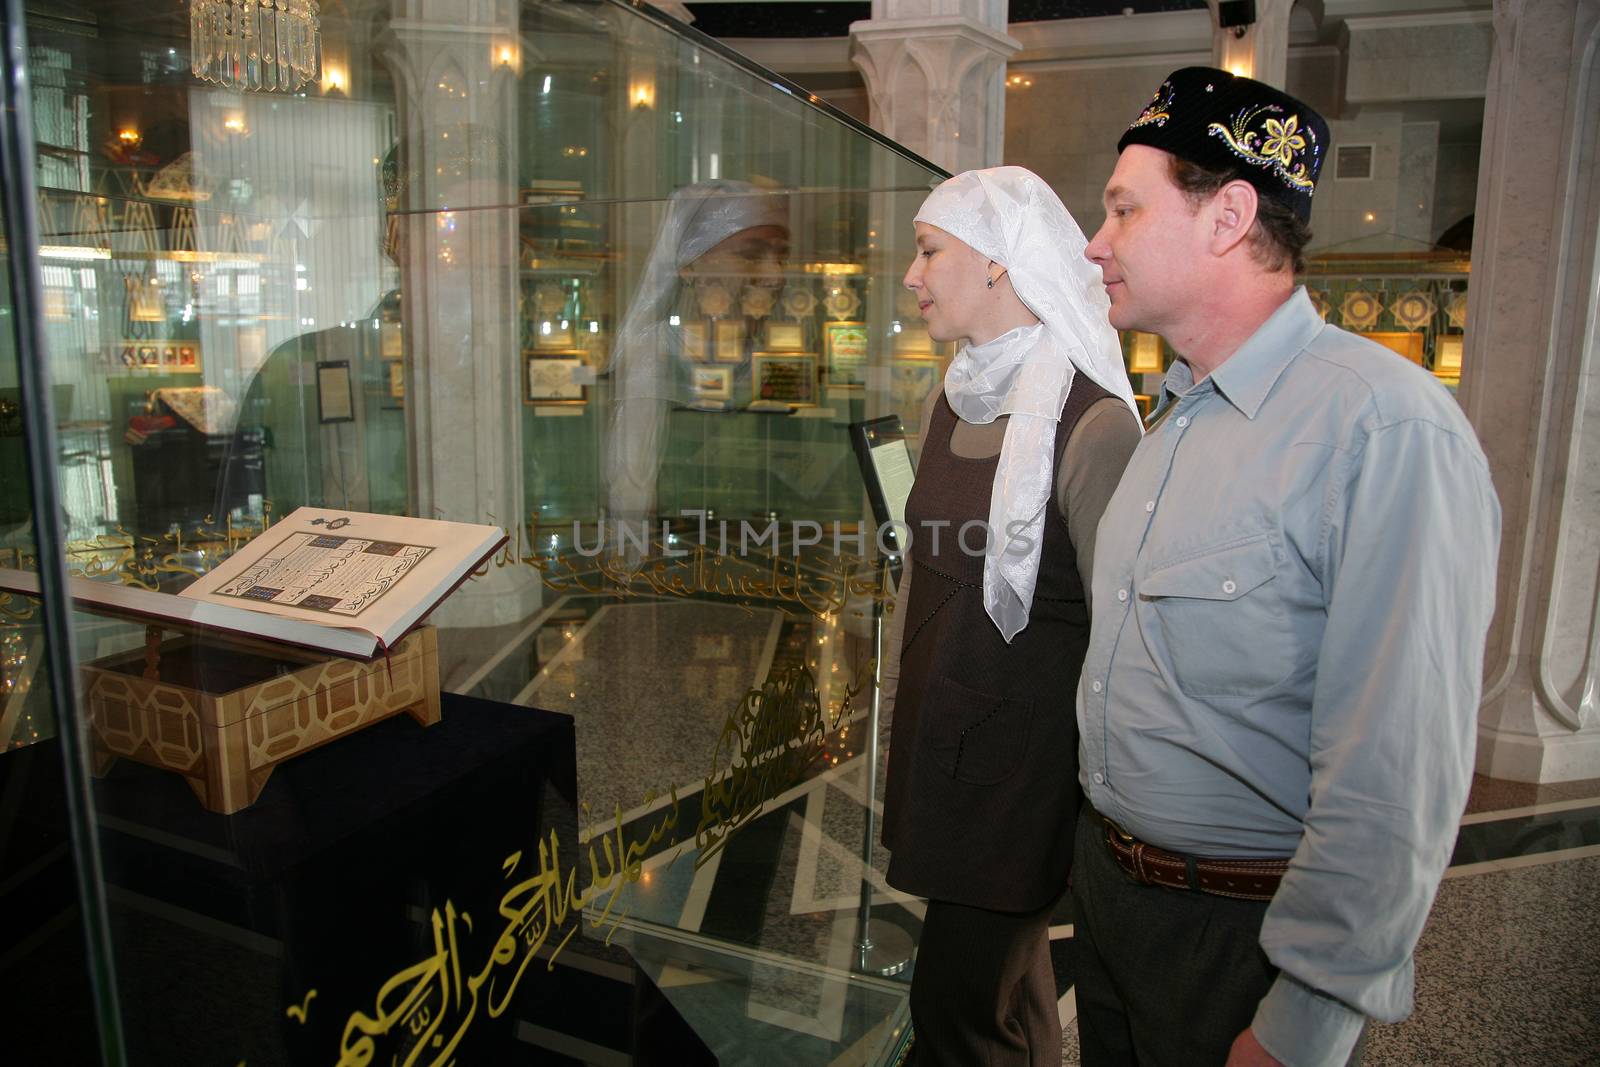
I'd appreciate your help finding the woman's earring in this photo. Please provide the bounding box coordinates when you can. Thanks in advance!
[986,276,995,290]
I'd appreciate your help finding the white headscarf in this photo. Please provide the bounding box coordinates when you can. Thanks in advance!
[915,166,1140,642]
[605,181,788,523]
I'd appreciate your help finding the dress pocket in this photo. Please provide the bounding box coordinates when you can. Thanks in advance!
[927,676,1033,785]
[1140,535,1293,697]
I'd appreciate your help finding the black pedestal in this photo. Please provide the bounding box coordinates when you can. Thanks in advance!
[80,692,710,1065]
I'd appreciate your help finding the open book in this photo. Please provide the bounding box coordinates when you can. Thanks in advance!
[0,509,507,659]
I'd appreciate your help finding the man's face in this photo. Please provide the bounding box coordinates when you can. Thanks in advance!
[903,222,992,344]
[1085,145,1210,335]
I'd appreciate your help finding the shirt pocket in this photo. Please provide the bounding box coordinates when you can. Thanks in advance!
[928,676,1033,786]
[1139,535,1293,698]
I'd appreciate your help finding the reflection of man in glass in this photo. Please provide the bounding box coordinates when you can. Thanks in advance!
[225,127,506,520]
[218,144,409,521]
[605,180,789,526]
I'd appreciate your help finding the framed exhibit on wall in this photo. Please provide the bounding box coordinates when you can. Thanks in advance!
[688,364,734,403]
[525,355,586,405]
[386,360,405,401]
[535,321,577,349]
[1361,331,1425,364]
[1434,335,1464,378]
[120,339,202,374]
[823,321,868,390]
[750,352,817,407]
[1127,331,1164,374]
[316,360,356,424]
[894,325,934,356]
[679,320,709,361]
[713,320,745,363]
[126,276,165,322]
[764,321,804,351]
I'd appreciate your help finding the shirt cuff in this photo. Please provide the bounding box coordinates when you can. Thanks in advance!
[1251,973,1366,1067]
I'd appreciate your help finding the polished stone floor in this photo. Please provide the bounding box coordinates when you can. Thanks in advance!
[1056,775,1600,1066]
[440,600,1600,1065]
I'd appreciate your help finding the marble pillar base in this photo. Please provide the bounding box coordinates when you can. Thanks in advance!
[1459,1,1600,792]
[1477,717,1600,784]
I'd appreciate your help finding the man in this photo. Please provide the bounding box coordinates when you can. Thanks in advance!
[1071,67,1500,1067]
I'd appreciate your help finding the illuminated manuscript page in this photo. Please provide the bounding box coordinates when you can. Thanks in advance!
[180,507,505,649]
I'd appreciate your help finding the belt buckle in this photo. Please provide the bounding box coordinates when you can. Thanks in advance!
[1103,817,1154,886]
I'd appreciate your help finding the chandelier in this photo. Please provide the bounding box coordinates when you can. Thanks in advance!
[191,1,321,93]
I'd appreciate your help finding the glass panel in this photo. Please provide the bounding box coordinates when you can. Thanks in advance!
[1116,250,1472,405]
[0,134,110,1062]
[19,1,947,1061]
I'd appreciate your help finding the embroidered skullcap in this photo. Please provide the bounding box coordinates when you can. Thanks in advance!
[1118,67,1329,223]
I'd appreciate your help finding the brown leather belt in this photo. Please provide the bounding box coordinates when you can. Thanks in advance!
[1102,817,1288,902]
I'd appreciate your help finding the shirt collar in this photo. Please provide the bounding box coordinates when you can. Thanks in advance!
[1160,358,1198,405]
[1161,287,1324,420]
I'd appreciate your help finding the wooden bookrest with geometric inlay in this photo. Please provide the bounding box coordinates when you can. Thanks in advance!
[81,625,440,814]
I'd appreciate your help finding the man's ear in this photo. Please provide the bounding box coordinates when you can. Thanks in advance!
[1208,180,1259,258]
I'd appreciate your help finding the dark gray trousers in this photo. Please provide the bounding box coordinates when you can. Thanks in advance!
[1070,806,1365,1067]
[910,896,1061,1066]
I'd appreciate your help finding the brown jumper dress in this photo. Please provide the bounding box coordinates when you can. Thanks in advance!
[882,380,1110,914]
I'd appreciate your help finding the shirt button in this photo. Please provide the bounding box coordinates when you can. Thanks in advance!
[1174,415,1189,428]
[1117,588,1128,602]
[1144,500,1155,513]
[1092,772,1105,785]
[1091,680,1103,693]
[1222,579,1237,594]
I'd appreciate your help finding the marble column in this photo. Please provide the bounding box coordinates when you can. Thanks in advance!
[848,0,1020,172]
[379,0,542,626]
[1460,0,1600,782]
[1206,0,1294,88]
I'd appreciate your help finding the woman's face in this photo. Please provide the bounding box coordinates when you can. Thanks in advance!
[681,224,790,292]
[903,222,993,344]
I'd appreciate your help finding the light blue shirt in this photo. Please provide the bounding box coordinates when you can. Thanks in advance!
[1078,288,1500,1066]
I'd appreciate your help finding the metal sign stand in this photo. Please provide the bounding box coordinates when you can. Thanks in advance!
[853,556,913,977]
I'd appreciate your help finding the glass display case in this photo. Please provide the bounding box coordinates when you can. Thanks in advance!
[0,1,950,1063]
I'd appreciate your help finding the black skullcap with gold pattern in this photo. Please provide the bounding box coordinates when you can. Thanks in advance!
[1118,67,1328,223]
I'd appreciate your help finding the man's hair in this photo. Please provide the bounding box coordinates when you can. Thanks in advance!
[1167,155,1311,275]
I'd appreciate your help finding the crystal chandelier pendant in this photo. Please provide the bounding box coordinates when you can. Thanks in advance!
[190,0,321,93]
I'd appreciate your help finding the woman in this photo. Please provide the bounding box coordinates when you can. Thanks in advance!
[879,167,1141,1064]
[605,180,789,530]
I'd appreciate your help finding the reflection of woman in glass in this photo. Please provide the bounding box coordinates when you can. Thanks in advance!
[605,180,788,527]
[879,167,1142,1064]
